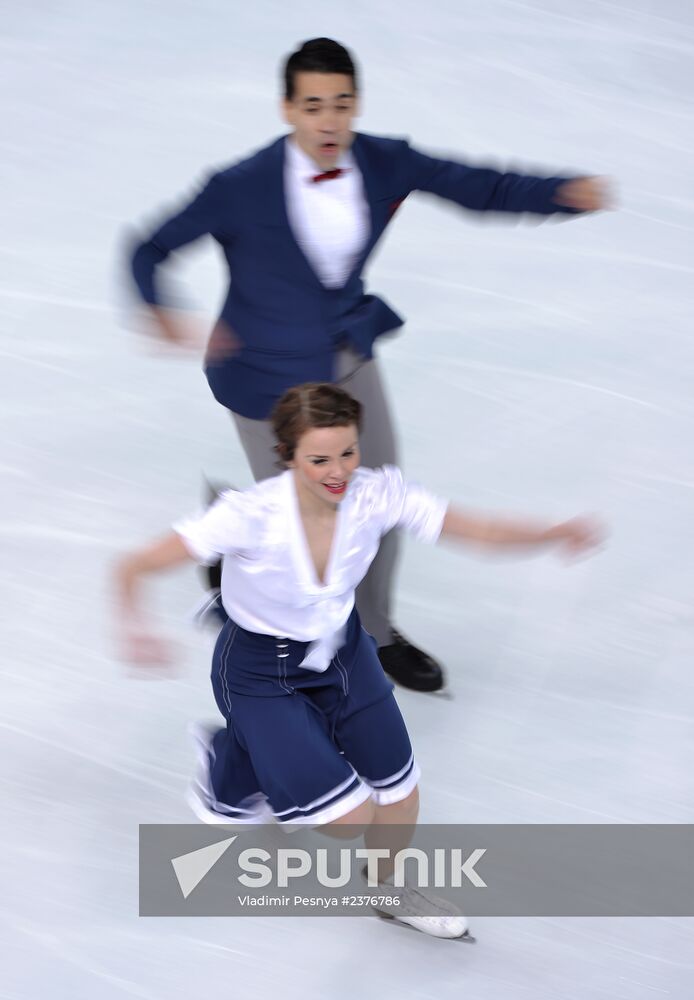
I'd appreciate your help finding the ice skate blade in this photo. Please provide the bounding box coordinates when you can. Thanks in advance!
[401,686,454,701]
[428,686,454,701]
[374,909,475,941]
[391,682,453,700]
[456,929,476,943]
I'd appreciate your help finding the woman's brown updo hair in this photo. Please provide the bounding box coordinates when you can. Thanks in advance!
[271,383,362,464]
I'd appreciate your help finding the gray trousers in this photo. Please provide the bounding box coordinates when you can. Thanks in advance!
[231,350,398,646]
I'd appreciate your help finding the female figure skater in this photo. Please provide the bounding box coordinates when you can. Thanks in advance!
[116,383,602,939]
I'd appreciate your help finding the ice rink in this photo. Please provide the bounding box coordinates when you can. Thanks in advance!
[2,0,694,996]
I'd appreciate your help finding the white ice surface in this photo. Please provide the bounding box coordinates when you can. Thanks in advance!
[2,0,694,996]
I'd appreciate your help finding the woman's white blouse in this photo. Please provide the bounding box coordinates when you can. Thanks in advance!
[174,466,448,671]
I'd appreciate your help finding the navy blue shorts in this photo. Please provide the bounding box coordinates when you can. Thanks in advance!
[191,609,420,826]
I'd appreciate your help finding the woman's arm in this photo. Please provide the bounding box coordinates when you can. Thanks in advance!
[115,532,194,614]
[114,532,195,664]
[441,507,603,557]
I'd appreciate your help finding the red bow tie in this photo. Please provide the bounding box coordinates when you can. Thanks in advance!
[311,168,348,183]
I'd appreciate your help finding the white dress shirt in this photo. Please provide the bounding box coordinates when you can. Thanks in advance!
[284,138,370,289]
[174,466,448,670]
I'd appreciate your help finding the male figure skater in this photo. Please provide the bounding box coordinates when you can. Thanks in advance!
[129,37,609,693]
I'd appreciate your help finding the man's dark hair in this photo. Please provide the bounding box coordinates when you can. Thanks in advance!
[284,38,357,100]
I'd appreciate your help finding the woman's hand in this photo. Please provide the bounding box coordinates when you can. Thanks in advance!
[119,619,173,666]
[112,533,195,672]
[442,507,607,556]
[548,516,606,559]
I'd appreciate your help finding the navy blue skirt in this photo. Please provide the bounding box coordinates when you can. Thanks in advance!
[192,609,420,825]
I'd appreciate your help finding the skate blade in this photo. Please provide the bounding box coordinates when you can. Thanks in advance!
[374,909,475,941]
[428,686,454,701]
[456,929,476,943]
[397,686,454,701]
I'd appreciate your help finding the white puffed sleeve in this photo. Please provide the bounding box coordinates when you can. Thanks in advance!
[173,490,258,565]
[374,465,449,543]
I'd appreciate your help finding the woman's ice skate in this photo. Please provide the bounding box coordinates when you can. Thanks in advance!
[372,885,475,941]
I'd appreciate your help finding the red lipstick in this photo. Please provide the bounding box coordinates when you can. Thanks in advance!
[323,482,346,496]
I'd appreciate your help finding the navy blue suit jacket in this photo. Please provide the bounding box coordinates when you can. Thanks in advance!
[131,132,579,419]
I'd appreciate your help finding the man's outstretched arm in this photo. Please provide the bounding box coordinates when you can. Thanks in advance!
[404,143,611,216]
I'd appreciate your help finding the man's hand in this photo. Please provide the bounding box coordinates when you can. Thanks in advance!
[204,321,242,366]
[553,176,613,213]
[141,310,242,362]
[140,306,205,351]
